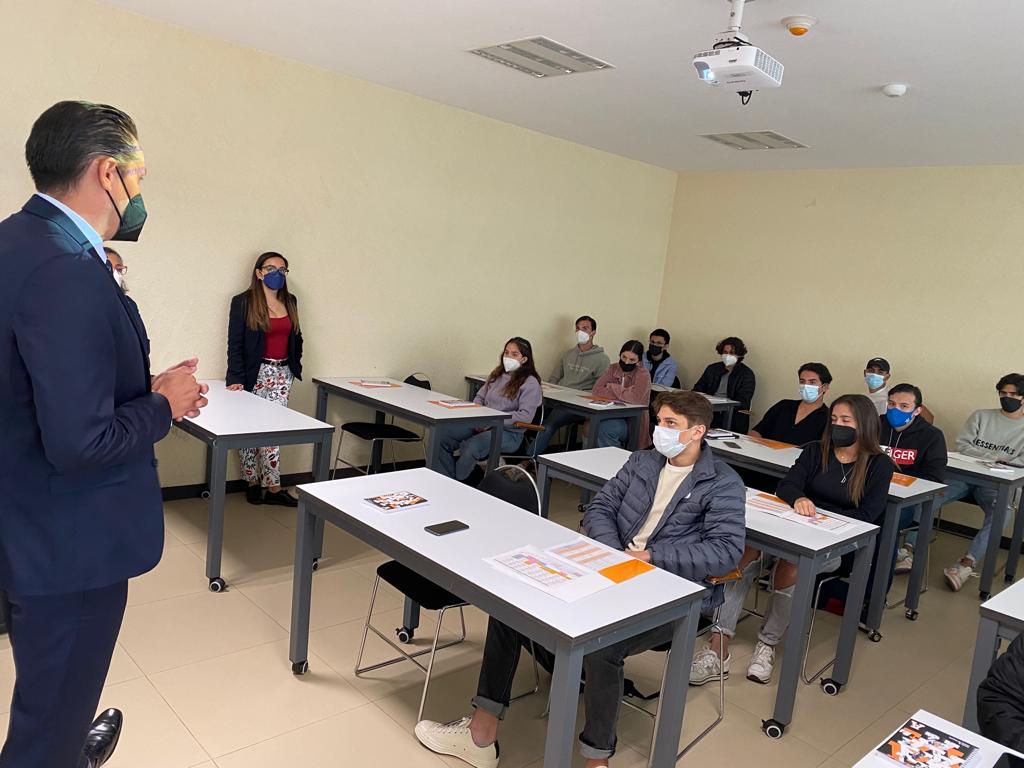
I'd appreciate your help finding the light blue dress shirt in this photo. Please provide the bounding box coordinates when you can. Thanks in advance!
[34,192,107,263]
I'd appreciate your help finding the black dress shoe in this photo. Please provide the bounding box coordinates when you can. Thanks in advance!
[245,485,263,505]
[82,708,122,768]
[262,489,298,507]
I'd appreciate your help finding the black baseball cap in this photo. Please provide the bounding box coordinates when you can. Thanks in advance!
[865,357,890,372]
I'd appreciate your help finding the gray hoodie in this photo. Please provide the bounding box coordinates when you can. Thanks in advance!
[549,345,610,390]
[956,409,1024,467]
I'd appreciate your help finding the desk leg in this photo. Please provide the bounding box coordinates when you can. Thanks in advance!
[649,607,700,767]
[205,442,228,590]
[289,499,317,675]
[627,412,642,451]
[204,444,214,496]
[584,414,600,450]
[722,406,734,432]
[423,427,443,473]
[963,616,1000,731]
[833,542,872,686]
[543,642,584,768]
[904,499,936,618]
[311,434,332,562]
[370,411,385,473]
[1003,487,1024,583]
[537,464,552,519]
[487,425,502,471]
[864,501,900,638]
[979,485,1011,599]
[313,384,330,477]
[767,556,816,734]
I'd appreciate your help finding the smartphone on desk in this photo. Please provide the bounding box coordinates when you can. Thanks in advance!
[425,520,469,536]
[724,441,742,449]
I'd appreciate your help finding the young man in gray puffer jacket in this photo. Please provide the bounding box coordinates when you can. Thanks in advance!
[415,390,746,768]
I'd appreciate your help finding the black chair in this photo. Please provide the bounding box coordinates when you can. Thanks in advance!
[499,405,545,471]
[354,465,543,721]
[332,372,430,477]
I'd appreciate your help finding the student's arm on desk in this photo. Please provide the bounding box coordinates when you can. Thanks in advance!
[620,370,652,405]
[581,458,635,550]
[775,444,817,510]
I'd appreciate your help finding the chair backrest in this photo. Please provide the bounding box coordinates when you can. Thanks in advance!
[478,465,541,515]
[404,372,431,390]
[671,376,681,389]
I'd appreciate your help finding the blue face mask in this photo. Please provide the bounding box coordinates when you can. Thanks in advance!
[262,269,286,291]
[798,384,820,403]
[865,373,885,390]
[886,407,915,429]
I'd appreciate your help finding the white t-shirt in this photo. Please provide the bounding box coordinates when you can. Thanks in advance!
[628,462,694,551]
[867,388,888,415]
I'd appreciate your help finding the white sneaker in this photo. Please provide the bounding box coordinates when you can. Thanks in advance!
[944,561,975,592]
[894,547,914,575]
[747,641,775,684]
[689,646,730,686]
[415,717,499,768]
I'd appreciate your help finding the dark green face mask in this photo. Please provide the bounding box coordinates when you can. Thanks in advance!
[107,168,148,242]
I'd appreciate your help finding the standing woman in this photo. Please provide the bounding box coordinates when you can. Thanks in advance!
[226,252,303,506]
[593,340,652,448]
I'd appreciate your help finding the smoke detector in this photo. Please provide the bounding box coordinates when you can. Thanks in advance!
[881,83,909,98]
[781,16,818,36]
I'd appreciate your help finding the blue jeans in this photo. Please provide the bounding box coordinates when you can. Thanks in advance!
[532,407,585,456]
[927,480,1002,564]
[596,418,629,448]
[438,426,522,480]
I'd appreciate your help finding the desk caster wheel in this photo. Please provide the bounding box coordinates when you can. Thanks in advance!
[905,609,919,621]
[867,630,882,643]
[577,504,587,514]
[396,627,414,644]
[762,719,785,739]
[200,490,211,499]
[209,577,226,593]
[980,591,991,601]
[312,558,320,572]
[821,678,842,696]
[291,660,308,675]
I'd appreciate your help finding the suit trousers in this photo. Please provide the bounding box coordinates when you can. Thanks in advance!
[0,581,128,768]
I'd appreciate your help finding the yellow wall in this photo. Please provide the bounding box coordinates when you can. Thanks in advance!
[0,0,676,486]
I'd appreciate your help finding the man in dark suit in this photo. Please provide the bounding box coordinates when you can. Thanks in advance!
[0,101,207,767]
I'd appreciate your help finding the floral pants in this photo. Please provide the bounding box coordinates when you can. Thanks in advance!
[240,362,294,488]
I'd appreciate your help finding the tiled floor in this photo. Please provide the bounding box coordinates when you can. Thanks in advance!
[0,484,1012,767]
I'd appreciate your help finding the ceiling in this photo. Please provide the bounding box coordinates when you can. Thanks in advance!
[101,0,1024,171]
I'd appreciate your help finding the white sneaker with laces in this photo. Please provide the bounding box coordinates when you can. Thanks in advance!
[689,646,730,686]
[894,547,914,575]
[747,641,775,684]
[415,717,499,768]
[944,561,975,592]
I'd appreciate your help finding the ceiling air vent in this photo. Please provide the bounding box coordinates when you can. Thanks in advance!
[700,131,808,150]
[468,36,614,78]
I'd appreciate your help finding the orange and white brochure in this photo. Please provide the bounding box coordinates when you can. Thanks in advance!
[350,379,401,388]
[745,436,796,450]
[890,473,918,487]
[746,491,852,533]
[547,538,655,584]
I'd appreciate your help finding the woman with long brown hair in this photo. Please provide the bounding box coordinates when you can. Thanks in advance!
[690,394,893,688]
[226,251,303,506]
[438,337,542,485]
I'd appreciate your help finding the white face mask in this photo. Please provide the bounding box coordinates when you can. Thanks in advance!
[502,356,522,373]
[576,329,591,345]
[722,354,738,367]
[112,269,124,289]
[653,425,694,459]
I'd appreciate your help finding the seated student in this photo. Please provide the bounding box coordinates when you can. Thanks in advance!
[878,384,947,574]
[415,391,746,768]
[439,338,542,485]
[592,341,652,449]
[751,362,832,445]
[977,633,1024,763]
[692,394,893,686]
[641,328,678,387]
[532,315,610,456]
[864,358,935,423]
[941,373,1024,592]
[692,336,756,434]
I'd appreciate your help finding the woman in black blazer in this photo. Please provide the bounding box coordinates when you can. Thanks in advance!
[226,252,303,506]
[692,336,756,433]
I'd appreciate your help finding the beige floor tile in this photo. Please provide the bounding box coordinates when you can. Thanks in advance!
[99,677,210,768]
[827,704,914,766]
[128,544,208,607]
[214,703,448,767]
[150,639,366,757]
[0,649,13,716]
[118,590,286,674]
[106,643,146,686]
[896,646,976,724]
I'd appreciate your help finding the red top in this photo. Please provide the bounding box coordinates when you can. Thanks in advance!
[264,315,291,360]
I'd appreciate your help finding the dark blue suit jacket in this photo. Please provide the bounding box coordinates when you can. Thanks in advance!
[0,196,171,596]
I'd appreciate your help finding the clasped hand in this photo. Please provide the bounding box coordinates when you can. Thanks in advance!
[152,358,209,421]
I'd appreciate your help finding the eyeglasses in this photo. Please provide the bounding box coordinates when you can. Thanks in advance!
[262,266,290,276]
[112,264,128,275]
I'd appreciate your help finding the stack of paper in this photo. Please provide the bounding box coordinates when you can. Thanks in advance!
[746,492,851,533]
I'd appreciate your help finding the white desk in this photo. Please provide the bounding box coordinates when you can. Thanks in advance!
[859,709,1023,767]
[964,578,1024,731]
[175,380,335,591]
[465,374,648,450]
[650,383,741,431]
[708,434,947,637]
[945,452,1024,600]
[288,468,707,768]
[535,448,879,739]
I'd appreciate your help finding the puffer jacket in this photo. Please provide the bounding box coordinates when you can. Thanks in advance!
[583,444,746,612]
[977,633,1024,764]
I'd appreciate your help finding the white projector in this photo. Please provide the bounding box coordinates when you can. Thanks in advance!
[692,45,784,91]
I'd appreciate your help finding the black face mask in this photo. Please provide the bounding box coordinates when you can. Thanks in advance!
[831,424,857,448]
[648,345,664,358]
[619,361,638,372]
[1001,397,1024,414]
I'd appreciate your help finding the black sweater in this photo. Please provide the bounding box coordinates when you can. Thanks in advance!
[753,399,829,447]
[977,633,1024,764]
[878,416,947,483]
[776,441,894,525]
[693,361,756,433]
